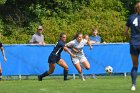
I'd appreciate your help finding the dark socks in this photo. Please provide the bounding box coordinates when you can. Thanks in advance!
[131,67,138,85]
[40,71,49,77]
[64,70,68,80]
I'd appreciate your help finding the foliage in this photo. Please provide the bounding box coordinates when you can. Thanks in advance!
[0,0,135,43]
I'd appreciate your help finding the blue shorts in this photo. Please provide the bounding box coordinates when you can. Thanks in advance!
[48,54,60,64]
[130,45,140,55]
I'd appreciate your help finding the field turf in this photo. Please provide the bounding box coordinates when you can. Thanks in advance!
[0,76,140,93]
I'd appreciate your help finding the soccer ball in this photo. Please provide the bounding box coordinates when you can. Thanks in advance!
[105,66,113,74]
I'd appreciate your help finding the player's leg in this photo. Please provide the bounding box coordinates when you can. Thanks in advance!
[82,61,90,70]
[80,55,90,70]
[38,63,56,81]
[131,55,138,90]
[57,59,69,80]
[130,45,139,91]
[74,63,85,81]
[81,55,90,70]
[72,57,85,81]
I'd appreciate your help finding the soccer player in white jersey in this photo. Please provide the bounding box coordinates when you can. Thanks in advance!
[66,33,92,81]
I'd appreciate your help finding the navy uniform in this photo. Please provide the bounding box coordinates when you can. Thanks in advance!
[126,14,140,89]
[126,14,140,48]
[38,39,68,81]
[48,40,65,64]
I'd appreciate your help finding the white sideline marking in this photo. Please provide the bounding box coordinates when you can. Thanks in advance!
[40,88,48,91]
[40,88,62,93]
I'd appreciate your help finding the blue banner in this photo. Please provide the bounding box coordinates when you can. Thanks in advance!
[0,43,136,76]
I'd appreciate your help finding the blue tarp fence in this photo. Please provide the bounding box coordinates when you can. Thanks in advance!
[0,43,137,76]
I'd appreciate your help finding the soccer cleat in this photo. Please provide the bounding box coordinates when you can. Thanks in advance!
[38,75,43,81]
[82,78,85,81]
[131,85,136,91]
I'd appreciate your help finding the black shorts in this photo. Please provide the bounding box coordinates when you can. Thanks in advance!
[48,54,60,64]
[130,45,140,55]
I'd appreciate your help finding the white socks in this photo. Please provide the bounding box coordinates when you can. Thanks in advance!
[79,73,85,81]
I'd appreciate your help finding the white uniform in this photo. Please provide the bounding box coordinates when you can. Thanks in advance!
[67,39,87,64]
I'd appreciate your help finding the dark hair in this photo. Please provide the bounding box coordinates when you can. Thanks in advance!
[74,32,82,39]
[135,2,140,14]
[60,32,66,38]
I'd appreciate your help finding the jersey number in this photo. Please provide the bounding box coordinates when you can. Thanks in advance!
[133,17,138,26]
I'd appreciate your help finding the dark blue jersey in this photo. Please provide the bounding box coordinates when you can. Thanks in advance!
[51,40,65,56]
[126,14,140,45]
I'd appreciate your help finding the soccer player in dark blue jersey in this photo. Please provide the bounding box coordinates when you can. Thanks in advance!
[38,33,76,81]
[124,2,140,91]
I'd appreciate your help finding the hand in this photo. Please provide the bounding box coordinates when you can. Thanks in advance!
[71,54,76,58]
[4,57,7,62]
[39,42,46,46]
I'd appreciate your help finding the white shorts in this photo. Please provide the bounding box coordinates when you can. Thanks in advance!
[71,55,87,64]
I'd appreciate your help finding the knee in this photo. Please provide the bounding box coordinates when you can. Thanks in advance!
[85,65,90,70]
[86,67,90,70]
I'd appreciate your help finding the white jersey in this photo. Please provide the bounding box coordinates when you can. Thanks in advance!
[67,39,87,56]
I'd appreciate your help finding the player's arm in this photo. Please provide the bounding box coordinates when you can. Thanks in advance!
[124,26,130,39]
[87,40,92,50]
[0,47,7,62]
[71,47,80,53]
[65,41,79,53]
[63,47,76,58]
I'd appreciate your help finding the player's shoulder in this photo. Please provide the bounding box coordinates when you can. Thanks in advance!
[69,39,76,43]
[58,40,65,45]
[128,14,138,19]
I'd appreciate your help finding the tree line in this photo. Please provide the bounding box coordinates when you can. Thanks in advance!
[0,0,139,44]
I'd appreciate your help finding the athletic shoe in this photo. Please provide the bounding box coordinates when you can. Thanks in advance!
[38,75,43,81]
[82,78,85,81]
[131,85,136,91]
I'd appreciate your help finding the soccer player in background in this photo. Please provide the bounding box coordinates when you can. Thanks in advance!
[124,2,140,91]
[0,42,7,80]
[38,33,76,81]
[66,33,92,81]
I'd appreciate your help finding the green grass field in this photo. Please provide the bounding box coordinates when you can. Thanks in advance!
[0,76,140,93]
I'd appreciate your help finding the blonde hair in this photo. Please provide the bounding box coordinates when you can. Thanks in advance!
[135,2,140,14]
